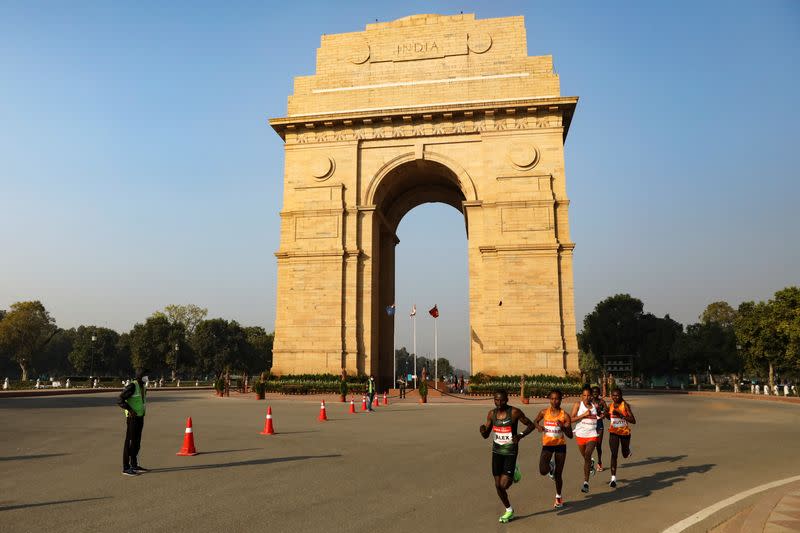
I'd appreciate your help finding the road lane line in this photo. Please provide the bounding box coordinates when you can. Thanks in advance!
[662,474,800,532]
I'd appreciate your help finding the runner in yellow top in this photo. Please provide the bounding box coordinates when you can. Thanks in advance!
[479,390,536,523]
[605,388,637,488]
[533,389,573,509]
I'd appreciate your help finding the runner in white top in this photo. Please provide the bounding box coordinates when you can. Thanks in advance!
[570,385,599,493]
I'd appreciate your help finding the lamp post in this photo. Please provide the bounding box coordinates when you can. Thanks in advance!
[89,333,97,380]
[173,343,179,382]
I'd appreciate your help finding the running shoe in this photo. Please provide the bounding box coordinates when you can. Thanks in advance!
[122,468,139,477]
[609,479,617,488]
[513,465,522,483]
[590,458,596,476]
[499,509,514,523]
[548,459,555,479]
[131,465,150,473]
[596,462,604,472]
[554,496,564,509]
[581,481,589,493]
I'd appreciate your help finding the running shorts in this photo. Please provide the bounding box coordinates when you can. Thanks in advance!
[576,436,599,446]
[542,445,567,454]
[491,453,518,477]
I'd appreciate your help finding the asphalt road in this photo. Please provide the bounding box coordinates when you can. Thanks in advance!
[1,391,798,532]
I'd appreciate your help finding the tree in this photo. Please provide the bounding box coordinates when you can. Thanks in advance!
[735,301,782,387]
[672,322,739,386]
[637,313,683,378]
[700,301,737,329]
[436,357,454,378]
[771,287,800,373]
[68,326,120,377]
[243,326,274,373]
[395,347,413,378]
[191,319,248,377]
[578,350,602,384]
[129,316,179,378]
[0,301,58,380]
[152,304,208,336]
[37,328,75,377]
[581,294,644,358]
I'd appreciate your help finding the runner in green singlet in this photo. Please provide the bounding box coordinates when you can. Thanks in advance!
[479,390,536,523]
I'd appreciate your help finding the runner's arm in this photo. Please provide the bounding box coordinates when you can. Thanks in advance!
[512,409,536,443]
[533,409,545,432]
[625,404,637,424]
[479,410,493,438]
[562,413,574,438]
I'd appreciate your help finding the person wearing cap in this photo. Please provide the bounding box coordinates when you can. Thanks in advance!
[117,368,149,476]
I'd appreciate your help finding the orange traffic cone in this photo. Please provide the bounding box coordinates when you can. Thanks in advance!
[349,399,356,414]
[373,394,379,407]
[318,400,328,421]
[260,406,275,435]
[176,417,199,456]
[383,391,388,405]
[361,395,368,411]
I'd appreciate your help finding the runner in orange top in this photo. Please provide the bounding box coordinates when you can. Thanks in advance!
[605,388,636,488]
[533,389,573,508]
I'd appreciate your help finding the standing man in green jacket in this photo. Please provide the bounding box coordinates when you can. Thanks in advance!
[118,368,149,476]
[367,375,376,412]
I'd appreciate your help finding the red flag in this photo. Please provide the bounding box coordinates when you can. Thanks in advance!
[428,305,439,318]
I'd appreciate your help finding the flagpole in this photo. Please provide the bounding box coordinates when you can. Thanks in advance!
[392,309,396,389]
[434,316,438,385]
[412,313,417,389]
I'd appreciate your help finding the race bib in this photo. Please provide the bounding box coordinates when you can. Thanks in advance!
[493,425,512,445]
[544,421,563,438]
[611,417,627,428]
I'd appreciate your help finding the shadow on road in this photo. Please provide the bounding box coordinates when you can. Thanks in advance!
[513,463,715,521]
[149,454,341,473]
[0,453,69,462]
[193,448,260,455]
[622,455,688,468]
[0,497,110,512]
[0,394,190,410]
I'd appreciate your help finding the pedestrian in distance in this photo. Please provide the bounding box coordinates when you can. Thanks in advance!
[590,385,607,471]
[479,390,536,523]
[118,368,150,476]
[571,385,600,493]
[534,389,573,509]
[397,376,406,399]
[606,388,636,488]
[367,375,376,412]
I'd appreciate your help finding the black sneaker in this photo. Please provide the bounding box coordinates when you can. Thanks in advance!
[581,482,589,493]
[609,479,617,488]
[122,468,139,477]
[548,459,555,479]
[131,465,150,473]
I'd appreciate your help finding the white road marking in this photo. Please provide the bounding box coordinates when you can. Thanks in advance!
[662,474,800,532]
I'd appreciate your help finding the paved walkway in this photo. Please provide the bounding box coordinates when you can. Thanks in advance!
[712,481,800,532]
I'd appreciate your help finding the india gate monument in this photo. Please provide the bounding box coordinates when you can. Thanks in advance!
[269,13,579,386]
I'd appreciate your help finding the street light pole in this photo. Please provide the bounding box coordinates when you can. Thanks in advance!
[89,333,97,380]
[174,343,179,382]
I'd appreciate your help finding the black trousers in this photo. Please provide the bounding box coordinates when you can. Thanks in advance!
[123,416,145,468]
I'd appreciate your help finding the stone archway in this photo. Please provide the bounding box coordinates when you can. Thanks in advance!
[269,13,580,387]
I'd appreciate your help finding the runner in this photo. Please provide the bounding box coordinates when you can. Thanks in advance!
[590,385,608,471]
[570,385,599,493]
[534,389,573,509]
[606,388,637,488]
[479,390,536,523]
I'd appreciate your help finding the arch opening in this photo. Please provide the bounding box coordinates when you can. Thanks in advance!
[371,159,469,388]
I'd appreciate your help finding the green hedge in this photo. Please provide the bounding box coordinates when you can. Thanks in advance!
[263,374,368,395]
[467,374,583,398]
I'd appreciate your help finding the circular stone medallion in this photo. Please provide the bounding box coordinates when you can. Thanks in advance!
[508,144,540,170]
[348,41,370,64]
[467,33,492,54]
[310,155,335,180]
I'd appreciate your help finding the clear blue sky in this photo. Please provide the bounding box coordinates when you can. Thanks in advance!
[1,1,798,372]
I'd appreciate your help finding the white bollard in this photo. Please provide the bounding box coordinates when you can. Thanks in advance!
[66,378,71,388]
[784,385,790,397]
[3,377,8,390]
[35,379,41,389]
[715,384,720,393]
[764,386,769,395]
[195,381,199,387]
[177,380,180,388]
